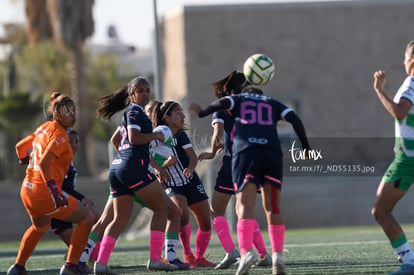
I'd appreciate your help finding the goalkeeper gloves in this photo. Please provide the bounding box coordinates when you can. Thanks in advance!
[46,180,68,208]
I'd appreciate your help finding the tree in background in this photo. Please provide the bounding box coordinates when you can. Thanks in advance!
[25,0,95,175]
[0,22,43,180]
[0,92,43,180]
[0,0,145,179]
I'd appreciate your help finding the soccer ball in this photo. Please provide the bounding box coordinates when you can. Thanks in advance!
[153,125,173,146]
[243,53,275,86]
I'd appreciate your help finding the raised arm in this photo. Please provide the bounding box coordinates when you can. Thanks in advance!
[373,70,412,120]
[189,97,232,118]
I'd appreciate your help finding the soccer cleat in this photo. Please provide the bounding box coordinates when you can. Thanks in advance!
[215,249,241,269]
[160,256,169,264]
[87,260,95,270]
[236,249,258,275]
[7,264,27,275]
[78,261,92,275]
[255,254,272,267]
[272,252,286,275]
[169,258,191,270]
[196,254,216,267]
[60,263,80,275]
[183,253,197,268]
[94,262,117,275]
[388,264,414,275]
[146,259,179,271]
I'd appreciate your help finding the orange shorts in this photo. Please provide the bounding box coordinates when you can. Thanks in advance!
[20,181,78,219]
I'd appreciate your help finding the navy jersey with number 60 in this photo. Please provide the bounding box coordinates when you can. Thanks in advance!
[226,93,292,155]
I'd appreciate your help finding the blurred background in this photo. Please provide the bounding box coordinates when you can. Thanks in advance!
[1,0,413,242]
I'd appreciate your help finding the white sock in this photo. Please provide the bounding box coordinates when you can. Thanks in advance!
[79,239,97,263]
[165,239,179,261]
[395,243,414,264]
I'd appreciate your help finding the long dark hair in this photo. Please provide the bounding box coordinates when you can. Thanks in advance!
[48,91,74,114]
[151,101,178,127]
[96,77,149,122]
[210,71,247,98]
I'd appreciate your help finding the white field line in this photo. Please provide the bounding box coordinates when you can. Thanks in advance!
[1,253,63,262]
[285,239,389,248]
[0,240,393,261]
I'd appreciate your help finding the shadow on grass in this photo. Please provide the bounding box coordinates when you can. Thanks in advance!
[287,260,398,274]
[0,244,157,258]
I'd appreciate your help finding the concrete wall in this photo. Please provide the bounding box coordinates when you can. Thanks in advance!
[161,0,414,143]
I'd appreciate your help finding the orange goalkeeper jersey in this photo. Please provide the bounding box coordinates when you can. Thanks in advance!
[16,120,73,187]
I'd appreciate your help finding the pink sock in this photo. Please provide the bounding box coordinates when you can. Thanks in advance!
[268,224,285,253]
[237,219,255,255]
[150,230,165,262]
[179,223,192,255]
[253,221,268,257]
[213,216,235,253]
[89,241,101,261]
[97,235,117,265]
[195,229,212,259]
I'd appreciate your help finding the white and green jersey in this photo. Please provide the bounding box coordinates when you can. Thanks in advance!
[150,125,174,167]
[394,76,414,156]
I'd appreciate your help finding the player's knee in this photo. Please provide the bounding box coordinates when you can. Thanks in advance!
[152,198,170,215]
[33,223,49,233]
[371,206,381,221]
[180,215,190,226]
[371,204,389,222]
[91,209,101,223]
[168,203,181,221]
[210,204,226,217]
[80,211,96,225]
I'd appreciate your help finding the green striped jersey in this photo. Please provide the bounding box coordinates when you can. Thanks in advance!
[394,76,414,156]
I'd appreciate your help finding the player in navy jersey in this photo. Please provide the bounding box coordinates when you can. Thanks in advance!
[190,86,310,275]
[94,77,180,273]
[196,71,271,269]
[150,101,216,268]
[50,130,99,260]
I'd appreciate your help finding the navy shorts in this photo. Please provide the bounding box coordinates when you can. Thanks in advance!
[50,218,72,235]
[166,173,209,205]
[109,159,156,198]
[214,156,235,195]
[232,147,283,193]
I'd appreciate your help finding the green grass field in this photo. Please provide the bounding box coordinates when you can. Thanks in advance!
[1,224,411,274]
